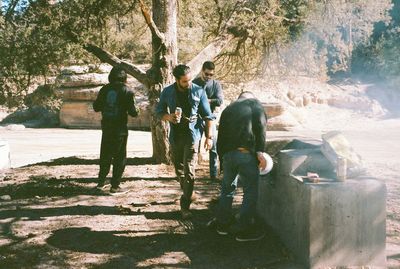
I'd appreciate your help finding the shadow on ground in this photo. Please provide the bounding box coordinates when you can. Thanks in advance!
[46,211,292,269]
[0,158,301,268]
[23,156,156,166]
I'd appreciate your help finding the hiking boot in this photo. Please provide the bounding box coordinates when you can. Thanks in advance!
[181,209,192,220]
[235,229,266,242]
[110,186,128,195]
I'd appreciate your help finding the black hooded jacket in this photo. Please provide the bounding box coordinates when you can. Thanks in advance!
[93,82,139,134]
[217,98,267,157]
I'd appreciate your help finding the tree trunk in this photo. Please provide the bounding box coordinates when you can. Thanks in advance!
[149,0,178,163]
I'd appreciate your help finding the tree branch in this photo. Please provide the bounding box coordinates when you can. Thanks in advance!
[138,0,165,43]
[187,34,235,76]
[83,43,151,86]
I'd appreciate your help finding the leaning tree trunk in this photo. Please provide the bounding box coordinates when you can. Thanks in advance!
[76,0,241,164]
[148,0,178,163]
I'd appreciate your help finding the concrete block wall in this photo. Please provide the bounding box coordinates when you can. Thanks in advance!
[258,147,386,268]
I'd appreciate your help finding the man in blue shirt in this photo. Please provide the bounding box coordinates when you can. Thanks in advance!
[156,64,215,219]
[192,61,223,180]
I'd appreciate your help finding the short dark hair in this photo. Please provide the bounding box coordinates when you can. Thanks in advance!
[172,64,191,79]
[108,65,127,83]
[238,91,255,100]
[202,61,215,70]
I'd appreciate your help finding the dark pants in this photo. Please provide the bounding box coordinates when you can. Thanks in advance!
[199,123,218,177]
[98,131,128,188]
[172,135,199,210]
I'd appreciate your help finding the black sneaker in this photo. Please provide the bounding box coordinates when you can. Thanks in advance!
[96,180,108,189]
[235,229,265,242]
[110,186,128,195]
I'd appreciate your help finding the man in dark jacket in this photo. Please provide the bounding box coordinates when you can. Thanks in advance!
[212,91,268,242]
[93,65,139,194]
[192,61,223,180]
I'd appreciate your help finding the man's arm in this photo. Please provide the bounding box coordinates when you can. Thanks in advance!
[253,104,267,153]
[252,102,268,170]
[127,90,139,117]
[198,89,216,150]
[93,87,105,112]
[209,81,223,107]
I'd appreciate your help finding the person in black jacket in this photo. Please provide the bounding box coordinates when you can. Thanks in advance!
[192,61,223,180]
[93,65,139,194]
[211,91,268,242]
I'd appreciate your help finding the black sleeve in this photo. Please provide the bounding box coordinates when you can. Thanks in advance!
[252,102,268,152]
[216,109,228,158]
[126,89,139,117]
[93,86,105,112]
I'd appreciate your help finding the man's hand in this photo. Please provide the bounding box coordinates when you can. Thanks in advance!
[163,113,180,124]
[204,137,213,151]
[257,152,267,171]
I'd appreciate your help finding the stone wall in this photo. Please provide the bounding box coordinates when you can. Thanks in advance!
[56,64,151,130]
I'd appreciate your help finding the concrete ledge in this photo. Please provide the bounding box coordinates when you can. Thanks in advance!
[258,149,386,268]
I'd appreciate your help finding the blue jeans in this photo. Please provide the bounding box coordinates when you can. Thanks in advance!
[217,150,259,229]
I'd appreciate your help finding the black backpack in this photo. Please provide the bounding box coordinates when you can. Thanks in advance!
[102,88,120,120]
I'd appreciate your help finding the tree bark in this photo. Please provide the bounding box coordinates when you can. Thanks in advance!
[147,0,178,163]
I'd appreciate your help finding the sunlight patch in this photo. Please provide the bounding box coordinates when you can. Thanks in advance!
[136,251,190,268]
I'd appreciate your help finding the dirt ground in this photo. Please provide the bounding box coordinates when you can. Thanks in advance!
[1,124,400,268]
[0,156,301,269]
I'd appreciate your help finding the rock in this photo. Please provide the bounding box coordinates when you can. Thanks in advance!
[5,124,25,131]
[60,65,90,75]
[261,102,285,118]
[303,95,312,106]
[0,195,11,201]
[293,97,304,107]
[1,107,59,128]
[88,63,113,74]
[60,100,151,130]
[58,86,102,101]
[56,73,109,88]
[287,90,295,100]
[267,112,300,131]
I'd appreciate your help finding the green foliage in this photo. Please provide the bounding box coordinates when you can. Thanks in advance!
[1,0,398,110]
[24,84,62,110]
[0,1,87,108]
[351,0,400,83]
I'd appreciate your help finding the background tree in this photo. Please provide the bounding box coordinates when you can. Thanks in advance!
[0,0,309,162]
[3,0,395,162]
[351,0,400,84]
